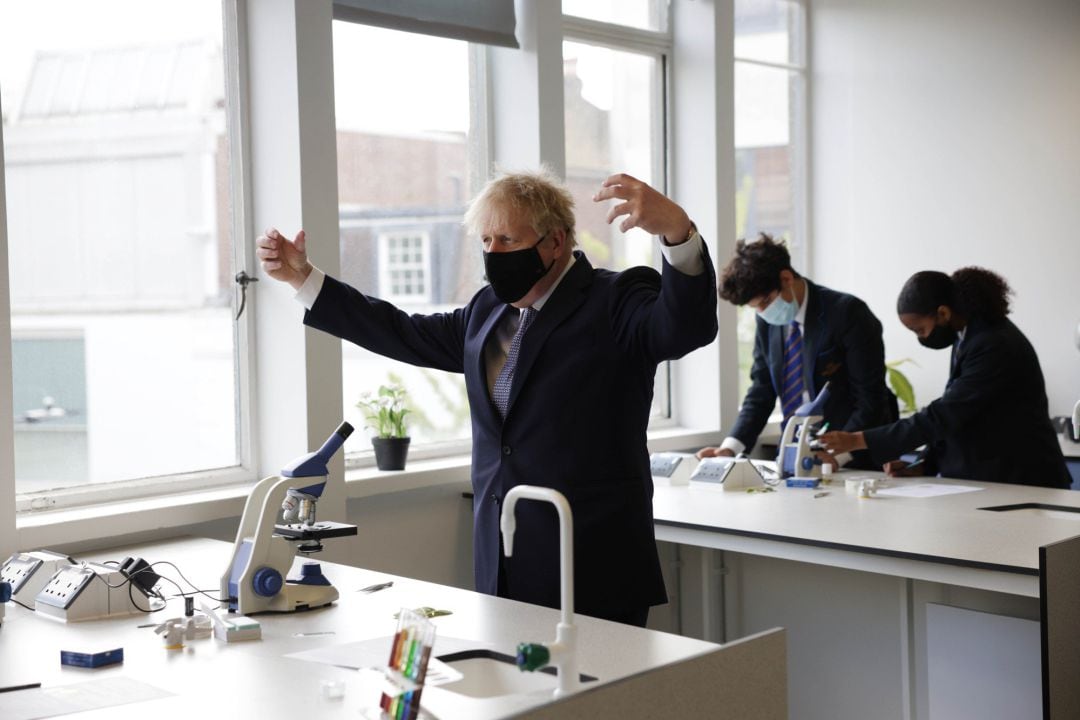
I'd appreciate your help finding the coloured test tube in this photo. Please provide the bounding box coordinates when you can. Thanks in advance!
[380,626,407,711]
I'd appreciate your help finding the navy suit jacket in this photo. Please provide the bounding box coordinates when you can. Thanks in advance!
[863,317,1070,488]
[305,249,718,618]
[729,279,897,468]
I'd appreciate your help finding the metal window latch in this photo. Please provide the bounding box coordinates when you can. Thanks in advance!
[234,271,259,320]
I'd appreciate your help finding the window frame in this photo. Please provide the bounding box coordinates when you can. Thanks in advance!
[377,231,433,305]
[7,0,258,513]
[732,0,809,270]
[562,12,677,425]
[1,0,731,546]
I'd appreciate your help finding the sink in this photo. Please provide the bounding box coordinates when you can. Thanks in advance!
[436,650,595,699]
[980,503,1080,521]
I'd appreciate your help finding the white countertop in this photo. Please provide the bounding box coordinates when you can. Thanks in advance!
[0,537,731,720]
[653,472,1080,588]
[1059,432,1080,459]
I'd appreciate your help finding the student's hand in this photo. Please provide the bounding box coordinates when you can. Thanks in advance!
[814,450,841,469]
[883,460,924,477]
[819,431,867,454]
[696,447,735,460]
[256,228,312,291]
[593,173,692,243]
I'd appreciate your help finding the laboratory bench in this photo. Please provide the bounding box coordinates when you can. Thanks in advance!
[1058,432,1080,488]
[0,537,785,720]
[652,472,1080,720]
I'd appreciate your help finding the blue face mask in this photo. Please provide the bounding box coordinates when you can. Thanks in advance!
[757,292,799,326]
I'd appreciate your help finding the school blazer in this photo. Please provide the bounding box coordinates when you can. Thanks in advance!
[729,279,898,467]
[304,249,718,617]
[863,317,1070,488]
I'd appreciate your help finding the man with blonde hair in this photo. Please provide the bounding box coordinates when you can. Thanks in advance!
[257,170,717,626]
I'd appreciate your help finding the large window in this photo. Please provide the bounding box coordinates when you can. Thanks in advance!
[562,24,671,418]
[734,0,808,399]
[333,22,480,459]
[1,0,243,500]
[562,0,667,32]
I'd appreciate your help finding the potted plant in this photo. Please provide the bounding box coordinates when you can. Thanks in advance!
[887,358,918,415]
[357,384,411,470]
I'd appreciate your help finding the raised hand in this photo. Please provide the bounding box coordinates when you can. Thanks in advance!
[593,173,693,244]
[256,228,312,290]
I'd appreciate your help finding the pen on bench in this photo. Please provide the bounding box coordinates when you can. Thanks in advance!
[814,492,829,499]
[358,581,393,593]
[0,682,42,694]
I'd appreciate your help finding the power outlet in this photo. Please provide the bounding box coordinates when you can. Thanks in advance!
[35,562,151,622]
[1,550,74,608]
[1,554,43,594]
[36,565,96,611]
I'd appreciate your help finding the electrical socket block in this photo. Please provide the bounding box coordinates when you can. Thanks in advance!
[1,550,74,609]
[35,563,150,622]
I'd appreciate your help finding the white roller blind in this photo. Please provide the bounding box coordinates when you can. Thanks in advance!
[333,0,518,48]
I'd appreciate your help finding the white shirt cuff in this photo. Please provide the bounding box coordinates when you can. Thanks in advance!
[720,437,746,455]
[295,266,325,310]
[834,452,853,468]
[660,229,706,276]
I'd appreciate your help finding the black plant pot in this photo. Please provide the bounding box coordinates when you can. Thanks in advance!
[372,437,410,471]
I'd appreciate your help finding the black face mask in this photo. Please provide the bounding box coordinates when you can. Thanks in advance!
[483,234,554,304]
[918,323,957,350]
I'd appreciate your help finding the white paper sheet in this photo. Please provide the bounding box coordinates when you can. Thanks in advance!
[286,634,495,680]
[875,483,983,498]
[0,676,172,720]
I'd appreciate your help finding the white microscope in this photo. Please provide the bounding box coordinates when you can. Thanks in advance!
[777,382,831,479]
[222,422,358,615]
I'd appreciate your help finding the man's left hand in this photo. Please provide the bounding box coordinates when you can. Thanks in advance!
[593,173,692,243]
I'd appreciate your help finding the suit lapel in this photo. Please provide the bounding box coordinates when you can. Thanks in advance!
[504,253,592,418]
[768,323,783,392]
[801,280,823,394]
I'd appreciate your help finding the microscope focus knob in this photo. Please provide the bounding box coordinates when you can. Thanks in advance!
[252,567,283,597]
[801,456,815,471]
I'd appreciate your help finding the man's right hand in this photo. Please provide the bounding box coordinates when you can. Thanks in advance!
[256,228,312,291]
[696,447,735,460]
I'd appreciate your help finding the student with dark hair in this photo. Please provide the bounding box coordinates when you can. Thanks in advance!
[697,234,897,469]
[821,267,1071,488]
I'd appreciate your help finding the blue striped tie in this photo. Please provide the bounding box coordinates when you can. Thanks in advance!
[492,307,535,418]
[780,321,805,421]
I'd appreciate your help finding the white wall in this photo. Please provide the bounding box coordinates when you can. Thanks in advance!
[809,0,1080,416]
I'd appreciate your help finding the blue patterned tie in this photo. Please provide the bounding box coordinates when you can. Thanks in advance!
[780,321,805,421]
[492,308,535,418]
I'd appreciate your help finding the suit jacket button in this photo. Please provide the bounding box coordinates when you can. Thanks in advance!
[490,493,500,505]
[502,445,512,456]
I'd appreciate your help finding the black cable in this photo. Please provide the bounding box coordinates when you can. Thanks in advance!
[148,561,226,603]
[127,581,155,614]
[88,570,165,612]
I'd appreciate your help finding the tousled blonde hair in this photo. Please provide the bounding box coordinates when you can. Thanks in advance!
[463,168,577,247]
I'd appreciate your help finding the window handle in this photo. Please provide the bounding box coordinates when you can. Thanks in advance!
[234,271,259,321]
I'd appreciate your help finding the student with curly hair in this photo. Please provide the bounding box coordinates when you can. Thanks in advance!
[697,234,897,470]
[821,267,1070,488]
